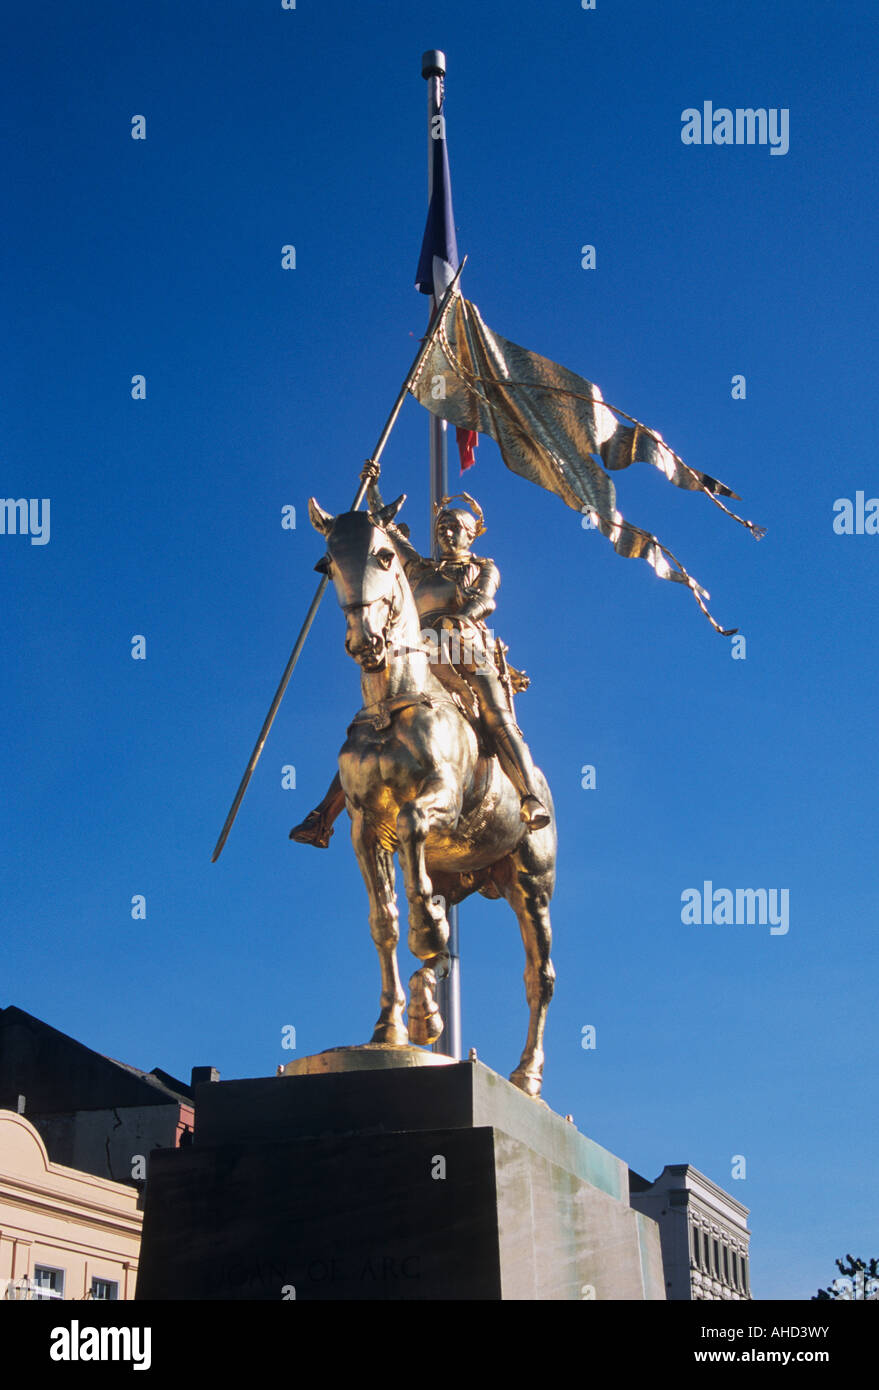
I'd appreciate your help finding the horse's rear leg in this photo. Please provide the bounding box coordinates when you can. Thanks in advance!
[396,782,457,1046]
[502,835,556,1098]
[350,812,407,1046]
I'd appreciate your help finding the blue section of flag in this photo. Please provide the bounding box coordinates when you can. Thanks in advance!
[415,111,459,298]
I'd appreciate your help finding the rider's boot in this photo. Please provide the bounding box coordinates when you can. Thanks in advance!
[492,724,551,831]
[289,772,346,848]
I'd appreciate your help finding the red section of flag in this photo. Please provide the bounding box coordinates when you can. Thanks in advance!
[456,427,478,473]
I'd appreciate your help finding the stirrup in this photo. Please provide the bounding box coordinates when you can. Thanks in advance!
[289,810,334,849]
[520,796,550,831]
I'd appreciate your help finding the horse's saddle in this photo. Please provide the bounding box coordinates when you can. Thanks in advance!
[347,640,529,749]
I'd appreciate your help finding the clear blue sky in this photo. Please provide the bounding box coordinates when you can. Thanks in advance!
[2,0,876,1301]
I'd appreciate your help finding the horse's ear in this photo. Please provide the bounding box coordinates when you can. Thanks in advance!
[308,497,335,536]
[373,493,406,527]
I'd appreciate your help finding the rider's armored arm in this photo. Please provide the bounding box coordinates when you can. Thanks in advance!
[364,477,422,568]
[365,476,401,529]
[365,477,385,514]
[457,558,500,623]
[387,525,434,583]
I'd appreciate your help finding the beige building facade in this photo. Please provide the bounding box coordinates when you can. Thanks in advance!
[1,1110,141,1301]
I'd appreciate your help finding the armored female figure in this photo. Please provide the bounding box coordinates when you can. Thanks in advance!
[290,474,549,847]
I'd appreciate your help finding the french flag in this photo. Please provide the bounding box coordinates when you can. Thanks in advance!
[415,106,478,473]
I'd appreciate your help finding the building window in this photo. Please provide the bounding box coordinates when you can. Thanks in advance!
[691,1225,701,1267]
[90,1277,119,1301]
[712,1239,719,1278]
[33,1266,65,1301]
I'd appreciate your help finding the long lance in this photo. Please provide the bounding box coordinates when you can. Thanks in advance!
[211,260,465,863]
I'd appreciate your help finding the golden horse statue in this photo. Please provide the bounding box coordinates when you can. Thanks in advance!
[307,494,556,1098]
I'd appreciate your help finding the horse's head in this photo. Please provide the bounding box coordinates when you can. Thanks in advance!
[308,495,411,672]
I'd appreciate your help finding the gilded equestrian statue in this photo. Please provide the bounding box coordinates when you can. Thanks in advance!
[302,483,556,1098]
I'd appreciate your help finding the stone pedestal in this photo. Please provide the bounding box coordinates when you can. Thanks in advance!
[135,1054,664,1301]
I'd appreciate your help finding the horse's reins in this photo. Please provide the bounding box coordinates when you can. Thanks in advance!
[342,563,465,732]
[342,568,432,658]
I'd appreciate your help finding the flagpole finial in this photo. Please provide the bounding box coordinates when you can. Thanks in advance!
[422,50,446,79]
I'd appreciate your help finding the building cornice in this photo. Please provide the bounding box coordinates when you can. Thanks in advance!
[660,1164,750,1221]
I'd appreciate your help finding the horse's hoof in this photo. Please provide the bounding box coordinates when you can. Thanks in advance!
[408,1009,444,1046]
[371,1022,410,1046]
[520,797,550,831]
[408,966,443,1045]
[289,811,333,848]
[509,1068,543,1098]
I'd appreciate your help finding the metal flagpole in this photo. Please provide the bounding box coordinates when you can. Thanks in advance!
[423,48,462,1062]
[211,262,465,863]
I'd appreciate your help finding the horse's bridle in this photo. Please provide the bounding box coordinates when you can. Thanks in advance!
[341,567,435,661]
[341,564,403,622]
[341,567,416,650]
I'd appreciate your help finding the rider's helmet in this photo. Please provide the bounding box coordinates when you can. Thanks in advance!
[433,492,485,546]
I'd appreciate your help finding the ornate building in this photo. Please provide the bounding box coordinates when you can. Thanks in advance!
[629,1164,751,1300]
[0,1005,218,1301]
[1,1110,141,1300]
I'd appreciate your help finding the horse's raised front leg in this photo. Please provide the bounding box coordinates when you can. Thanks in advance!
[350,810,408,1046]
[395,776,459,1046]
[503,830,556,1098]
